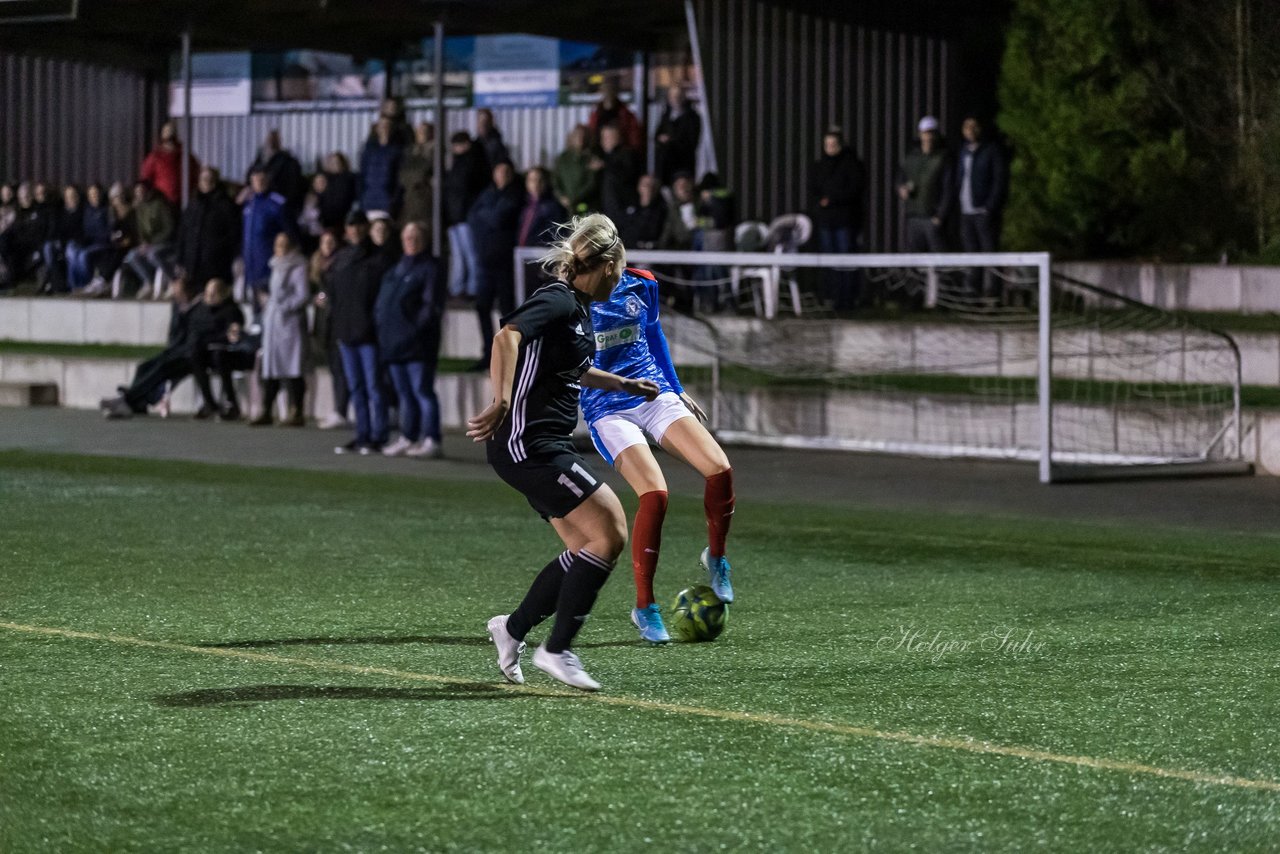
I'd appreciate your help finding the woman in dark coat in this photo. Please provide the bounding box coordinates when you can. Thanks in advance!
[374,222,444,458]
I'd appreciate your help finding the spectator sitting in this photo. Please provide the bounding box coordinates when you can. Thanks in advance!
[100,277,242,419]
[588,80,644,152]
[40,184,86,293]
[139,120,198,207]
[250,232,310,427]
[80,184,137,297]
[618,174,669,250]
[175,167,240,299]
[466,159,524,369]
[318,152,358,230]
[311,227,349,432]
[553,124,598,215]
[667,172,698,247]
[399,121,435,233]
[122,182,176,299]
[243,129,305,213]
[374,222,444,459]
[897,115,953,253]
[0,182,51,289]
[66,183,112,292]
[442,131,490,301]
[475,108,511,170]
[0,184,17,234]
[186,277,250,419]
[593,123,640,222]
[654,85,702,187]
[517,166,568,249]
[99,276,201,418]
[696,172,737,250]
[359,116,405,221]
[322,209,394,454]
[241,166,292,299]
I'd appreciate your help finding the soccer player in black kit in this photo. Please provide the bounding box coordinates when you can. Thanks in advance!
[468,214,658,691]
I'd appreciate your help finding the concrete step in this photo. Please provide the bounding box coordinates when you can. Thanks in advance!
[0,381,58,407]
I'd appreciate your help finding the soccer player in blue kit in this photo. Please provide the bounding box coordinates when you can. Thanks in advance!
[469,214,659,691]
[581,267,737,644]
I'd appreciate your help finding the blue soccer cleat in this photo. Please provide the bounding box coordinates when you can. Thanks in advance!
[631,603,671,644]
[700,547,734,604]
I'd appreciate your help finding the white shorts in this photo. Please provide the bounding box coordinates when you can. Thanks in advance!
[589,392,694,466]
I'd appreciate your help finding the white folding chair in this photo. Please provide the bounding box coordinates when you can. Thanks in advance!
[738,214,813,318]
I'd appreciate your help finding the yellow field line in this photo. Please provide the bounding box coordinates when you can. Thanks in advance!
[3,619,1278,793]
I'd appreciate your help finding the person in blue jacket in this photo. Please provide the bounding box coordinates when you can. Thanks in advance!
[375,221,445,459]
[241,167,292,297]
[359,116,405,220]
[580,265,737,644]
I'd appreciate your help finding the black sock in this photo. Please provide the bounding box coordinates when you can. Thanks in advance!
[505,550,572,641]
[545,549,614,653]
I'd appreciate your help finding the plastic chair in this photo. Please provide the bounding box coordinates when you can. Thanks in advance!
[739,214,813,317]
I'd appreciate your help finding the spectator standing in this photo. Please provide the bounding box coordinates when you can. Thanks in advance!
[443,131,491,300]
[139,121,198,208]
[241,167,292,297]
[377,97,415,148]
[375,222,445,459]
[251,233,310,427]
[466,160,524,369]
[297,174,327,252]
[594,124,640,222]
[955,115,1008,287]
[244,130,305,213]
[399,121,435,232]
[0,184,16,235]
[553,124,598,215]
[588,81,644,152]
[310,228,349,431]
[896,116,953,253]
[123,182,176,298]
[0,183,50,289]
[40,184,85,293]
[654,86,702,187]
[318,152,358,230]
[66,183,112,292]
[359,116,405,221]
[323,209,394,454]
[475,108,511,170]
[808,127,866,310]
[517,167,568,250]
[175,167,239,296]
[618,174,669,250]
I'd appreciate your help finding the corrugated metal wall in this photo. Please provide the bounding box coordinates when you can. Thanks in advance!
[0,51,158,186]
[694,0,953,250]
[190,106,600,180]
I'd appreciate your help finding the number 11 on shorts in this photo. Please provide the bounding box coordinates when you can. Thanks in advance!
[558,462,598,498]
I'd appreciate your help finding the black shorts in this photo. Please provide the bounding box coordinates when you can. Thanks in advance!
[489,447,604,521]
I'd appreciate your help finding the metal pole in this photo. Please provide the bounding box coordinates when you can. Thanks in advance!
[432,19,445,260]
[684,0,718,174]
[1037,254,1053,484]
[641,50,654,175]
[181,25,193,210]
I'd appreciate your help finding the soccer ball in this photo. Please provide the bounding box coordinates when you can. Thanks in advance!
[669,584,727,642]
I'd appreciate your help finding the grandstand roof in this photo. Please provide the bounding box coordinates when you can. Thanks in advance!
[0,0,1007,71]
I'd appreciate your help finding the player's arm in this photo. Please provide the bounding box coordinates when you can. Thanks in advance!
[582,367,660,401]
[466,325,522,442]
[642,275,706,421]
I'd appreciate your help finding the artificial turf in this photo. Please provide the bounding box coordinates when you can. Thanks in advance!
[2,451,1279,851]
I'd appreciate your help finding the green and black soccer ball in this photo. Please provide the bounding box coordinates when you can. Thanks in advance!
[669,584,727,642]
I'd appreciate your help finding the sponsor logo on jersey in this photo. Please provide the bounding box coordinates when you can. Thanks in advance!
[595,323,640,350]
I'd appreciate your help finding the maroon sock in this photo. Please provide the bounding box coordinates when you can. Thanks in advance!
[632,490,668,607]
[704,469,735,558]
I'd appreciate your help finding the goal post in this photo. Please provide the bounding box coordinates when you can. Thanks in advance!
[513,247,1251,482]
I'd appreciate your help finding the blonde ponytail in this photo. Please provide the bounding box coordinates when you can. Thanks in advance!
[539,213,626,281]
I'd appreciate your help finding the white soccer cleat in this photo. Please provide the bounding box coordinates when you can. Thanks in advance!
[486,615,526,684]
[533,644,600,691]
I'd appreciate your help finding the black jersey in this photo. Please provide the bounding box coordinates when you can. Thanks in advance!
[488,280,594,463]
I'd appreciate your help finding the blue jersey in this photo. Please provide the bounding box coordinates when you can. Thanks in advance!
[581,268,684,425]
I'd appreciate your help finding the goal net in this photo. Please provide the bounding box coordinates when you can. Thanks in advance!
[640,254,1247,483]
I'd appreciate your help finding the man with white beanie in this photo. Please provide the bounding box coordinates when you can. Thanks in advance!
[896,115,953,253]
